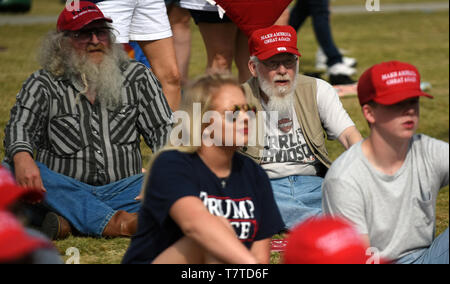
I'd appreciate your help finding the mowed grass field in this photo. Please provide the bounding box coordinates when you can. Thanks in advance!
[0,1,448,264]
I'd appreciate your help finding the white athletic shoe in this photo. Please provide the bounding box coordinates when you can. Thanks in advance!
[315,48,357,71]
[327,63,357,85]
[327,62,356,76]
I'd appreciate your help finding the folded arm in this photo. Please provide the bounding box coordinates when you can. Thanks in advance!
[170,196,258,264]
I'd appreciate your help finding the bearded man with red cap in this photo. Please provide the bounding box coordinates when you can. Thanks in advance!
[323,61,449,264]
[241,25,362,230]
[3,1,173,239]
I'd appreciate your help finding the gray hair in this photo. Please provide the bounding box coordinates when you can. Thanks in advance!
[37,30,67,77]
[249,55,259,66]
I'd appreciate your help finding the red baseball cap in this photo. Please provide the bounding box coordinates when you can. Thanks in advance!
[357,61,433,106]
[0,166,44,210]
[284,216,381,264]
[57,1,112,32]
[0,210,50,263]
[249,25,301,61]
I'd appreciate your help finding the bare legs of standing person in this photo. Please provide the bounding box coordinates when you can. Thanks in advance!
[167,4,192,87]
[235,30,251,83]
[198,22,251,84]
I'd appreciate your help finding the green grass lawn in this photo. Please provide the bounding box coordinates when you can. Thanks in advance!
[332,0,449,5]
[0,2,448,264]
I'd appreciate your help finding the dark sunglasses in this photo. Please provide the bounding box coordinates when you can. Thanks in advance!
[224,104,257,122]
[66,27,112,43]
[233,104,257,113]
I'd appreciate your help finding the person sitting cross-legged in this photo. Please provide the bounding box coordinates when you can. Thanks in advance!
[3,2,173,239]
[240,25,362,230]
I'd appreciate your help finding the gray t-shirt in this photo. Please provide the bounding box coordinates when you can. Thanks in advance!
[322,134,449,262]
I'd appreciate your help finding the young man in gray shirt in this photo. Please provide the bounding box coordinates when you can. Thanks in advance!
[322,61,449,264]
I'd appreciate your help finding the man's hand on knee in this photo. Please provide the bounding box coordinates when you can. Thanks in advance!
[13,152,46,199]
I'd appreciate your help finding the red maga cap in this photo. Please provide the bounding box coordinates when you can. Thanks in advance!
[357,60,433,106]
[57,1,112,32]
[249,25,301,61]
[284,216,378,264]
[0,166,44,210]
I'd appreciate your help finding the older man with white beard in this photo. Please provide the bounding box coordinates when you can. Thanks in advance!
[241,26,362,229]
[3,2,173,239]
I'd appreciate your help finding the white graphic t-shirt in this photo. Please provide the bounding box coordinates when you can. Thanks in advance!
[260,78,355,179]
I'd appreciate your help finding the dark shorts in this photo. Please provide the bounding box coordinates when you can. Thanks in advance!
[164,0,180,6]
[188,9,232,25]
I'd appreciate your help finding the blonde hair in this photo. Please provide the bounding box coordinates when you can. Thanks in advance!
[140,74,242,197]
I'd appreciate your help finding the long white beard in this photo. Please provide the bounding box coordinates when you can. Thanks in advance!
[66,46,125,108]
[266,88,294,115]
[256,68,298,115]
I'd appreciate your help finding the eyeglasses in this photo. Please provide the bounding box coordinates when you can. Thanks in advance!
[224,104,257,122]
[66,27,112,43]
[261,57,298,70]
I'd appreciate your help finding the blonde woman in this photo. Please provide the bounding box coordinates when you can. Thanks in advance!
[122,75,284,264]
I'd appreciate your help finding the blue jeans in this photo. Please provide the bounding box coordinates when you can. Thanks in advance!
[396,228,449,264]
[3,161,143,237]
[270,175,323,229]
[289,0,343,66]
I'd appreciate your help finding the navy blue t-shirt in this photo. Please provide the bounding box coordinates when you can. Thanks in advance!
[122,150,284,264]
